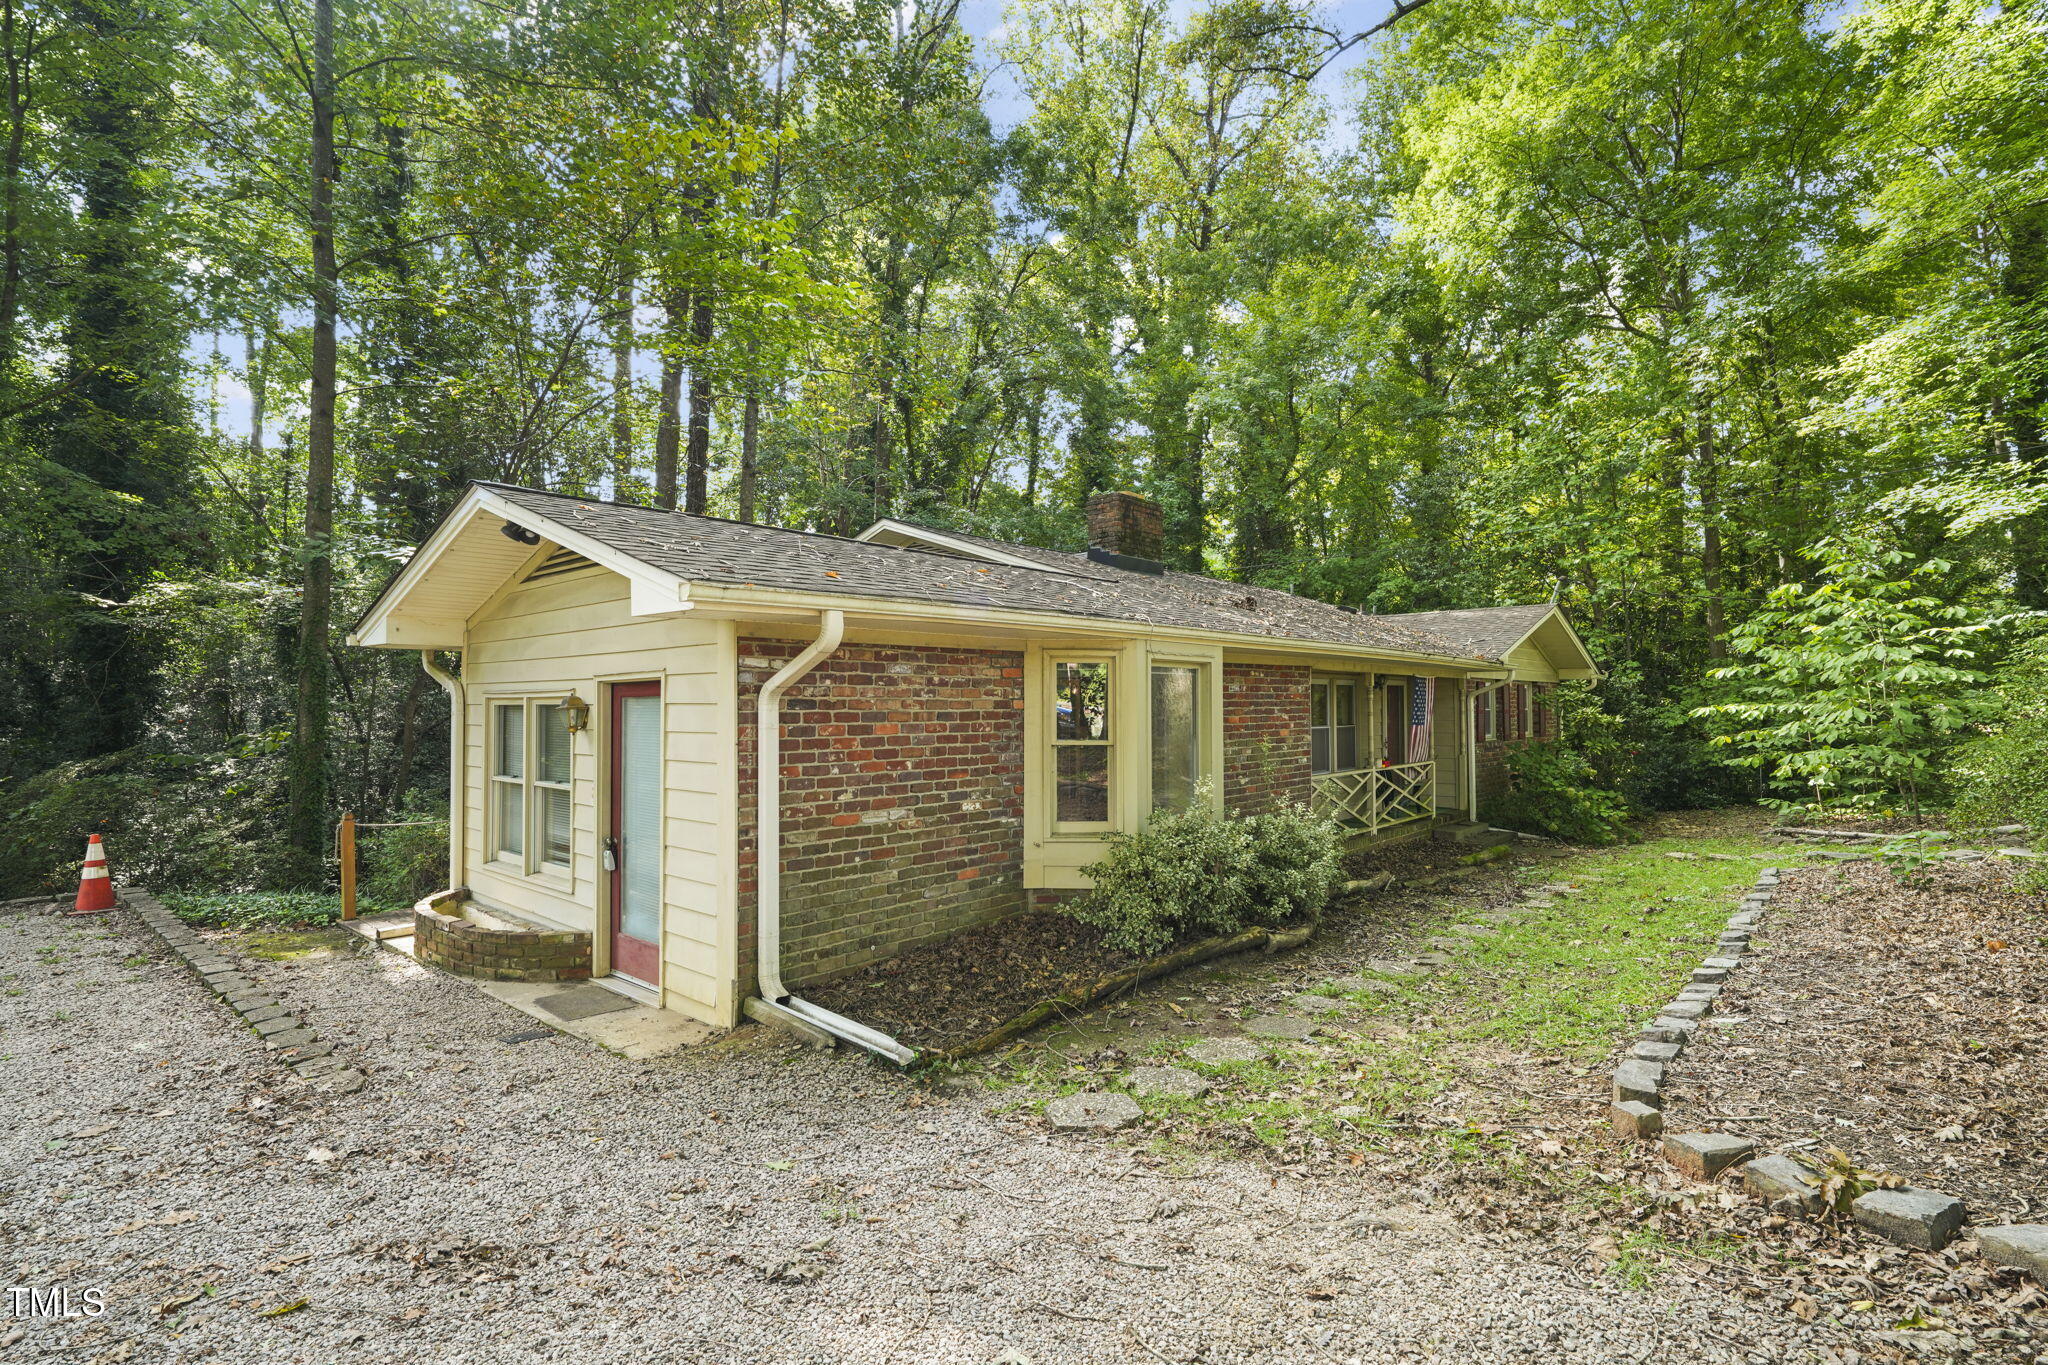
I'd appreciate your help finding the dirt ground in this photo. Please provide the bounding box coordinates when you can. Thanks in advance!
[1673,856,2048,1221]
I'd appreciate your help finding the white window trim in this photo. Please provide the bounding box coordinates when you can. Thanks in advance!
[1310,675,1365,775]
[1047,652,1117,833]
[486,696,575,885]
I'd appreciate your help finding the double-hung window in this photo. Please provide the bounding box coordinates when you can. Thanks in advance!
[1476,686,1506,742]
[1051,660,1112,826]
[490,699,574,874]
[1310,678,1360,774]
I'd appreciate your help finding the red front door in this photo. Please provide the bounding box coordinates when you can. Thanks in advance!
[608,681,662,984]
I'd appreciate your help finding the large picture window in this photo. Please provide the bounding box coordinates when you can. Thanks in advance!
[1052,659,1112,824]
[490,699,574,874]
[1150,664,1202,811]
[1310,678,1360,774]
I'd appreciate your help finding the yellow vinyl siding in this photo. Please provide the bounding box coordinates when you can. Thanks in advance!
[462,565,739,1027]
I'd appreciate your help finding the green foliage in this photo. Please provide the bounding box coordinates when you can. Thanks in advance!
[0,748,288,898]
[1696,538,2010,815]
[1489,741,1633,846]
[1873,830,1952,886]
[1067,792,1342,956]
[1950,638,2048,885]
[158,889,391,929]
[359,795,449,906]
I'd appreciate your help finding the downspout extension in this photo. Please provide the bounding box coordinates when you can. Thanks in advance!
[421,650,465,890]
[750,611,917,1066]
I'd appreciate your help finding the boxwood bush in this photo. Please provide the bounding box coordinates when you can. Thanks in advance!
[1064,790,1342,956]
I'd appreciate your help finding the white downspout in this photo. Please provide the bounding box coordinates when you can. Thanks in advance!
[421,650,466,889]
[750,611,917,1065]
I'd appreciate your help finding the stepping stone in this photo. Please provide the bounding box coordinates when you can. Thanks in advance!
[1447,923,1499,937]
[1410,952,1453,968]
[1327,975,1397,995]
[1631,1040,1681,1064]
[241,1004,289,1025]
[1129,1066,1211,1100]
[534,985,636,1022]
[1700,956,1741,972]
[1186,1038,1264,1066]
[1661,999,1710,1021]
[1287,993,1356,1015]
[251,1016,299,1037]
[1975,1226,2048,1282]
[1612,1061,1663,1106]
[1691,966,1729,984]
[263,1028,318,1051]
[1743,1154,1825,1214]
[277,1040,335,1061]
[1243,1015,1318,1041]
[1363,959,1419,976]
[1643,1017,1699,1044]
[1664,1132,1756,1181]
[1677,984,1721,1002]
[1610,1101,1663,1141]
[1046,1092,1142,1132]
[1423,937,1466,952]
[1853,1188,1966,1251]
[1520,897,1556,910]
[316,1069,368,1096]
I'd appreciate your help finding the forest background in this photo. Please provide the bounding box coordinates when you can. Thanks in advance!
[2,0,2044,897]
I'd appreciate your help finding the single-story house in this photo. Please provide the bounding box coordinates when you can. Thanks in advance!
[349,482,1597,1059]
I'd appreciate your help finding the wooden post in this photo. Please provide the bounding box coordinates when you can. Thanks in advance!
[339,812,357,921]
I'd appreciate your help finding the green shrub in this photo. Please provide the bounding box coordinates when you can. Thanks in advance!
[1489,741,1633,845]
[1950,637,2048,887]
[1066,790,1342,956]
[360,794,449,905]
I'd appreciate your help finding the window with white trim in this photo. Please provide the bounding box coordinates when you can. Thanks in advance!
[1476,686,1505,742]
[489,699,574,874]
[1514,683,1533,740]
[1051,658,1112,826]
[1309,677,1360,774]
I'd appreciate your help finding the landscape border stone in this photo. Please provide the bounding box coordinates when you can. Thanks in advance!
[120,887,365,1096]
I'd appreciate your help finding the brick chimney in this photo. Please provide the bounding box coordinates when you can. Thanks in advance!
[1084,491,1166,572]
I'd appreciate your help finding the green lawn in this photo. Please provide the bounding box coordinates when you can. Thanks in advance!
[1012,818,1776,1156]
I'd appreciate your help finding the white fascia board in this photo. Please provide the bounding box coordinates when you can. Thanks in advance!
[1496,606,1602,681]
[470,488,688,616]
[853,519,1077,575]
[681,579,1497,672]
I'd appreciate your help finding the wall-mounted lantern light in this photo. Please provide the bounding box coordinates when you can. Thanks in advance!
[561,693,591,733]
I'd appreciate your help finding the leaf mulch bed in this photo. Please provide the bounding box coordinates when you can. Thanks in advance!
[1676,857,2048,1223]
[802,912,1143,1054]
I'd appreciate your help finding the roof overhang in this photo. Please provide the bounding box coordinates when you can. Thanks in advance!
[347,485,691,649]
[1499,605,1601,681]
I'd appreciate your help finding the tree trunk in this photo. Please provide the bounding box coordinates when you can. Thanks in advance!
[651,287,685,511]
[0,0,27,377]
[2005,204,2048,608]
[739,343,759,524]
[1696,396,1728,658]
[285,0,338,884]
[611,264,634,498]
[684,291,712,515]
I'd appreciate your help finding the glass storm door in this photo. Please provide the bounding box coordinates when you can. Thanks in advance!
[608,681,662,984]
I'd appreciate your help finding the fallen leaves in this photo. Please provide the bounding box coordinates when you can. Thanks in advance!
[112,1211,199,1235]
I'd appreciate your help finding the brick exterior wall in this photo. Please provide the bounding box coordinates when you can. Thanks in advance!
[1222,662,1313,815]
[1473,680,1560,813]
[737,640,1026,990]
[413,900,593,982]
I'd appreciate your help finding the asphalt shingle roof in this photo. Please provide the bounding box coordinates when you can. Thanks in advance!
[482,483,1555,665]
[1368,605,1557,661]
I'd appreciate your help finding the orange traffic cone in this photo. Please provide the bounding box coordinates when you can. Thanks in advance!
[71,834,116,914]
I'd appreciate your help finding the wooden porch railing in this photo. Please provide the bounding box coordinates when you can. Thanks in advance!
[1310,761,1436,835]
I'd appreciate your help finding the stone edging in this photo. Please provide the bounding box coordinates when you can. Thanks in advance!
[123,888,366,1095]
[1606,866,2047,1285]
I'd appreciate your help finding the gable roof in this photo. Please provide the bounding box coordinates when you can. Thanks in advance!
[352,482,1598,677]
[1369,605,1557,661]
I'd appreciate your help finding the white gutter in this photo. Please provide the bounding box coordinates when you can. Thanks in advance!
[420,650,465,887]
[750,610,917,1065]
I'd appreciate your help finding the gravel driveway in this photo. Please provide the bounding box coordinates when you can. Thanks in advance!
[2,901,1866,1364]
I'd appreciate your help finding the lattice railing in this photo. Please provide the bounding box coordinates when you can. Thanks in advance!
[1311,761,1436,834]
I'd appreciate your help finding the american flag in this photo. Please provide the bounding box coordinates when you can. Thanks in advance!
[1408,676,1433,762]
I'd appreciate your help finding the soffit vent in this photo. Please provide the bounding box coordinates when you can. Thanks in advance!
[523,547,598,583]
